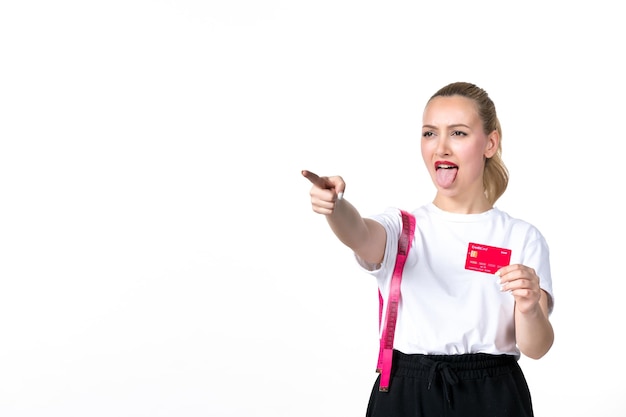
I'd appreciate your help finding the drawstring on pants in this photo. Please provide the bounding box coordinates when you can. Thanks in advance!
[426,359,459,408]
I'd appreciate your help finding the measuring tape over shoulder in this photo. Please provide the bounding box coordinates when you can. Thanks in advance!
[376,209,416,392]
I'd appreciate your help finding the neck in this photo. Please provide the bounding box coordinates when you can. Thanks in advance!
[432,194,493,214]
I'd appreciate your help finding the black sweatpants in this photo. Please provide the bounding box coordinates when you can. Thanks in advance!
[366,350,534,417]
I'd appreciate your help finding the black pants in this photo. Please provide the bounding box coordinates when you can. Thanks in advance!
[366,350,534,417]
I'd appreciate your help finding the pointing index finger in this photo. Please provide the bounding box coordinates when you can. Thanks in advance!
[301,169,321,185]
[301,169,344,197]
[301,170,335,190]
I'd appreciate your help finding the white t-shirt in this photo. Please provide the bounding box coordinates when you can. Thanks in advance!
[357,203,554,358]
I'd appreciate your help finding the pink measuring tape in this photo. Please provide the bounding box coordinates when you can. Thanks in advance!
[376,210,416,392]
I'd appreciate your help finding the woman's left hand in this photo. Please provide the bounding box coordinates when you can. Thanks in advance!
[496,264,542,314]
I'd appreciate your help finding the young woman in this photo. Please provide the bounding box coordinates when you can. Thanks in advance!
[302,82,554,417]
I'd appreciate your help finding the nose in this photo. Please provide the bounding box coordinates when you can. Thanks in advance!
[435,136,451,157]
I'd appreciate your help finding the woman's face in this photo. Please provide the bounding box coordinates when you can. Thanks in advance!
[421,95,498,206]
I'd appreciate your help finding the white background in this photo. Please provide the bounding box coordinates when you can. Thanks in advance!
[1,1,624,416]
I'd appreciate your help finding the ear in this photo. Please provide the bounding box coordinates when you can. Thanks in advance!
[484,130,499,159]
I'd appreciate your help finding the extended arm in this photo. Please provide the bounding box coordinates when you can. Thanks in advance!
[302,170,387,265]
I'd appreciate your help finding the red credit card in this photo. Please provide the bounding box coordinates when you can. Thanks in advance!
[465,242,511,274]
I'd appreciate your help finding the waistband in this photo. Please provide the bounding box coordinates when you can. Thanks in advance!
[392,350,520,408]
[393,349,519,380]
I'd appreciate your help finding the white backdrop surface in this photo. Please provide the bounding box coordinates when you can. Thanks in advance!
[1,1,624,416]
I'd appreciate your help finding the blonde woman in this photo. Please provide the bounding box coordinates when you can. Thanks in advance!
[303,82,554,417]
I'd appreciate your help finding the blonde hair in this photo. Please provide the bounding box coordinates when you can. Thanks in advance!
[429,82,509,205]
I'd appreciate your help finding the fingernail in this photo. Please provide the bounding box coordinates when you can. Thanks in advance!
[337,192,343,201]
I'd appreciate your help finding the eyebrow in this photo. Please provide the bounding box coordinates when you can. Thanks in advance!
[422,123,471,130]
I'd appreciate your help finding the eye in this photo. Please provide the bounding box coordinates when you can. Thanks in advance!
[422,131,434,138]
[451,130,467,136]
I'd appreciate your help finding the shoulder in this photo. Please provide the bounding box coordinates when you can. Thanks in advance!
[493,207,550,248]
[370,205,430,231]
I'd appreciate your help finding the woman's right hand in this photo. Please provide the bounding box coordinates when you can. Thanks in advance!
[301,170,345,215]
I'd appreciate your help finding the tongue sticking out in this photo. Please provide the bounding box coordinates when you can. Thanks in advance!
[436,167,458,188]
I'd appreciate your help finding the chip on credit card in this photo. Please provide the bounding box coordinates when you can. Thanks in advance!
[465,242,511,274]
